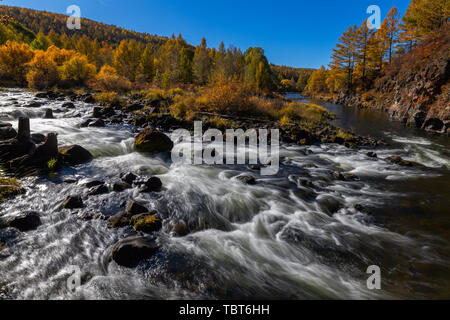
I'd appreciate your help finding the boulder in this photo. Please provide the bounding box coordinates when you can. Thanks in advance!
[62,102,75,109]
[126,200,148,215]
[236,174,256,185]
[88,184,109,196]
[385,155,417,167]
[130,212,162,233]
[63,195,83,209]
[44,109,54,119]
[1,211,41,232]
[366,152,378,158]
[134,176,162,192]
[0,126,17,140]
[84,180,104,188]
[84,95,95,103]
[31,133,46,144]
[108,211,130,228]
[88,119,105,128]
[120,172,137,185]
[59,145,93,165]
[113,182,131,192]
[134,127,174,154]
[110,235,160,267]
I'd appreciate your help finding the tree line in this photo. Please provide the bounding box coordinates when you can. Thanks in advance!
[305,0,449,95]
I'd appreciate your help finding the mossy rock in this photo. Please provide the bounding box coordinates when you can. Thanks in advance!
[131,212,162,233]
[134,128,173,154]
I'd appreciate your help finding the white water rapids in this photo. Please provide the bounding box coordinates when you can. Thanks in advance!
[0,89,449,300]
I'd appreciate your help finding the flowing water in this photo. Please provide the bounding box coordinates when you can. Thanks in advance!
[0,89,449,300]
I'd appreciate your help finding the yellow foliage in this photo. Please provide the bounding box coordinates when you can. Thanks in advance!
[46,46,77,66]
[94,65,131,92]
[26,50,59,89]
[59,55,96,84]
[0,41,34,85]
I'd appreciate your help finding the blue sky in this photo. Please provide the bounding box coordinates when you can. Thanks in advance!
[2,0,411,68]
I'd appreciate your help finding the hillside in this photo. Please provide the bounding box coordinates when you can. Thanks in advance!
[336,24,449,134]
[0,5,167,47]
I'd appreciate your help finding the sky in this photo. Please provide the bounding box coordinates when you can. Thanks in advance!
[1,0,411,69]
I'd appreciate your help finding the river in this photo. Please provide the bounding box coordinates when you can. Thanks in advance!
[0,89,449,300]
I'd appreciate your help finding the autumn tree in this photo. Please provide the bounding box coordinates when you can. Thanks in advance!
[192,38,211,85]
[379,7,400,64]
[30,32,51,51]
[401,0,449,44]
[59,54,96,86]
[139,45,154,82]
[244,47,275,92]
[329,25,358,92]
[306,66,328,94]
[26,50,60,89]
[0,41,34,85]
[114,39,143,82]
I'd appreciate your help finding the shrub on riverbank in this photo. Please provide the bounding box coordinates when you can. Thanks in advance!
[0,176,22,202]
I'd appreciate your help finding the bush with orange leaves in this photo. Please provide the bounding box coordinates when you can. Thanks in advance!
[26,50,60,89]
[93,65,131,92]
[195,80,254,115]
[0,41,34,85]
[59,55,96,86]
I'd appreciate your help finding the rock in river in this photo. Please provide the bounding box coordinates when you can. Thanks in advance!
[110,235,160,267]
[63,195,83,209]
[134,127,174,154]
[59,145,93,165]
[0,211,41,232]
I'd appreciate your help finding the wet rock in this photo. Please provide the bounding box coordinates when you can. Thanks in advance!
[130,212,162,233]
[63,177,78,184]
[84,180,104,188]
[108,211,130,228]
[79,212,107,221]
[317,194,343,215]
[62,102,75,109]
[88,184,109,196]
[31,133,46,144]
[120,172,137,185]
[135,176,162,192]
[385,155,419,167]
[134,127,174,154]
[367,152,378,158]
[113,182,132,192]
[88,119,105,128]
[25,102,43,108]
[236,174,256,185]
[170,220,189,237]
[344,173,359,181]
[63,195,83,209]
[110,235,160,267]
[0,211,41,232]
[84,94,95,103]
[353,204,369,213]
[331,171,346,181]
[59,145,93,165]
[126,200,148,215]
[44,109,54,119]
[0,126,16,140]
[93,107,115,118]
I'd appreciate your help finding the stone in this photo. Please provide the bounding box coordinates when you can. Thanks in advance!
[236,174,256,185]
[120,172,137,185]
[84,180,104,188]
[126,200,148,215]
[62,102,75,109]
[88,184,109,196]
[134,127,174,154]
[44,109,54,119]
[63,195,83,209]
[113,182,131,192]
[110,235,160,267]
[0,126,16,140]
[59,145,93,165]
[1,211,41,232]
[88,119,105,128]
[367,152,378,158]
[130,212,162,233]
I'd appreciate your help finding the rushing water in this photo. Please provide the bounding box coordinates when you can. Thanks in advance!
[0,89,449,300]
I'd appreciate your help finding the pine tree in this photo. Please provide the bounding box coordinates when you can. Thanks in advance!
[379,6,400,64]
[192,38,211,85]
[330,25,358,92]
[113,39,143,82]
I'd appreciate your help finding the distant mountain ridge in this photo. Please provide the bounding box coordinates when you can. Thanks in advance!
[0,5,168,47]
